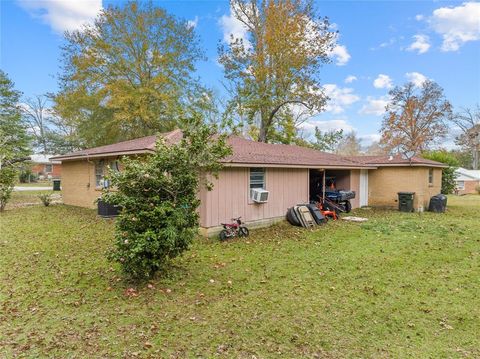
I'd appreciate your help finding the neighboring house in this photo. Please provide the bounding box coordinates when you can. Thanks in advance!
[454,167,480,195]
[29,154,62,179]
[53,130,445,235]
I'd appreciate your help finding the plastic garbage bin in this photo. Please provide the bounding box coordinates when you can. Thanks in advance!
[52,179,61,191]
[428,194,447,213]
[398,192,415,212]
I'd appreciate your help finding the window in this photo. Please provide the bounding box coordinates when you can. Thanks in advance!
[95,160,105,187]
[109,160,120,172]
[457,181,465,190]
[428,168,434,185]
[44,164,52,173]
[250,168,265,195]
[95,160,120,187]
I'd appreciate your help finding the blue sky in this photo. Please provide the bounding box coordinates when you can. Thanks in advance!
[1,0,479,146]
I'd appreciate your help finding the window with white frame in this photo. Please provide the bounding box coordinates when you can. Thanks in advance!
[109,160,120,173]
[44,164,52,173]
[250,168,265,195]
[428,168,434,185]
[95,160,120,188]
[456,181,465,190]
[95,160,105,187]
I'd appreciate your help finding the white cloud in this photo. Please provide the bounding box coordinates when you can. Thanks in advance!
[370,37,398,51]
[373,74,393,89]
[430,2,480,51]
[407,34,431,54]
[17,0,102,34]
[405,72,428,87]
[219,5,251,47]
[323,84,360,114]
[329,44,351,66]
[187,16,199,29]
[379,38,396,48]
[344,75,357,84]
[359,96,390,116]
[359,133,381,145]
[415,14,424,21]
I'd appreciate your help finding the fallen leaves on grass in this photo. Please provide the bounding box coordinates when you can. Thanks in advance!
[124,288,138,297]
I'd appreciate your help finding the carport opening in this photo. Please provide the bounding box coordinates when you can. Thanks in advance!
[309,169,351,202]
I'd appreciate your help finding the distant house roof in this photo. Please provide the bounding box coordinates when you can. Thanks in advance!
[52,130,445,169]
[29,154,61,164]
[347,154,448,168]
[455,167,480,180]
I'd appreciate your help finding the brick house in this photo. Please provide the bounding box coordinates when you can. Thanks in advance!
[53,130,445,235]
[454,168,480,195]
[29,154,62,179]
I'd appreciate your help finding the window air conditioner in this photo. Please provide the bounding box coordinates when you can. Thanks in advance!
[251,188,269,203]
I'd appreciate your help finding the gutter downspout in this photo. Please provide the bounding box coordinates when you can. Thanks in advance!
[86,155,92,189]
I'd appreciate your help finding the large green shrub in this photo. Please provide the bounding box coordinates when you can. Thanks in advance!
[103,117,231,280]
[422,150,459,194]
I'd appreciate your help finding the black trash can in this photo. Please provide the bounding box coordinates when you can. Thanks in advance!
[97,199,121,217]
[428,194,447,213]
[52,179,61,191]
[398,192,415,212]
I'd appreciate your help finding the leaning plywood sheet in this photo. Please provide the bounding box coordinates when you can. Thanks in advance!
[342,216,368,222]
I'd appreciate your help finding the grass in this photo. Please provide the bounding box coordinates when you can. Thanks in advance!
[6,190,57,209]
[15,181,53,188]
[1,194,479,358]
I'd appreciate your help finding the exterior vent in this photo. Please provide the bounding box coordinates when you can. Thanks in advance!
[251,188,269,203]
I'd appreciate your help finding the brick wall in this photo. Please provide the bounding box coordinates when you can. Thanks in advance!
[61,160,102,208]
[457,180,480,195]
[368,167,442,210]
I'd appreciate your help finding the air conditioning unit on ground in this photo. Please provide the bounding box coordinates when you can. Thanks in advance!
[251,188,269,203]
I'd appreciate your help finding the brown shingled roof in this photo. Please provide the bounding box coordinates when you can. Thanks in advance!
[52,130,182,160]
[346,154,447,168]
[53,130,372,168]
[54,131,444,169]
[224,136,369,168]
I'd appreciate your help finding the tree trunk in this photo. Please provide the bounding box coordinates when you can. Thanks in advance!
[258,127,267,142]
[473,147,479,170]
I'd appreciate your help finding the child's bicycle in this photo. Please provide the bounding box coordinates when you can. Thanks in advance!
[219,217,249,241]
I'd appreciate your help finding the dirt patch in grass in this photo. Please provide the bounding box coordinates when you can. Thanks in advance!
[0,196,479,357]
[6,191,62,209]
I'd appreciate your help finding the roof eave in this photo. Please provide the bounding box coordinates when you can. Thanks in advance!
[370,163,448,168]
[53,149,155,161]
[223,162,377,169]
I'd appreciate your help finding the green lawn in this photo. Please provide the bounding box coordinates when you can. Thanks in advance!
[15,181,53,187]
[6,190,59,209]
[1,195,479,358]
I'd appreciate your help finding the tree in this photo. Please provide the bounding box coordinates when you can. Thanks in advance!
[21,95,55,153]
[311,128,343,152]
[335,131,362,156]
[380,80,451,155]
[364,141,387,155]
[449,149,473,169]
[0,70,30,211]
[451,105,480,169]
[422,150,459,194]
[103,116,232,280]
[218,0,336,143]
[54,1,206,148]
